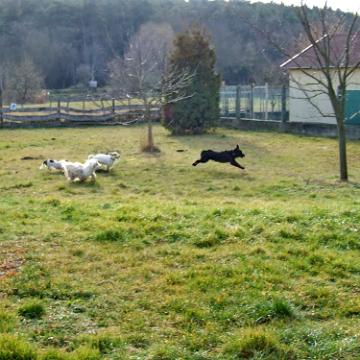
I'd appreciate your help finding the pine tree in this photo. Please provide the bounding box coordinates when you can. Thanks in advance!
[163,27,221,135]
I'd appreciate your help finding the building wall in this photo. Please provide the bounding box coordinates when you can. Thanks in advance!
[289,68,360,124]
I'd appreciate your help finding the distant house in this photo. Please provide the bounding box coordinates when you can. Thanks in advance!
[280,34,360,125]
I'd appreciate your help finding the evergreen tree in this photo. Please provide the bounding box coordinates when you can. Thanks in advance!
[164,27,221,135]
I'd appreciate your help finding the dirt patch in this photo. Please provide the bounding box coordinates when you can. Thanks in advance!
[21,155,43,160]
[0,247,25,279]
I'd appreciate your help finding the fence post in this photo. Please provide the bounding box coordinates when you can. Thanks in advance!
[250,83,254,119]
[0,88,3,128]
[224,94,229,116]
[264,82,269,120]
[57,100,61,121]
[281,85,287,122]
[112,98,115,114]
[236,85,241,120]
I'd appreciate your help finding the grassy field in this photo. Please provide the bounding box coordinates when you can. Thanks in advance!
[1,125,360,359]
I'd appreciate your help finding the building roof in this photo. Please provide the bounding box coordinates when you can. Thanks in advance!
[280,33,360,70]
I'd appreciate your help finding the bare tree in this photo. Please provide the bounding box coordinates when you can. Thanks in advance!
[279,4,360,181]
[109,22,193,152]
[4,58,44,106]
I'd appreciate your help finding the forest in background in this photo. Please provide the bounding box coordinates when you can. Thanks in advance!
[0,0,352,91]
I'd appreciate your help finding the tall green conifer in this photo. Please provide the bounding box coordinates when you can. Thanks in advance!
[164,27,221,134]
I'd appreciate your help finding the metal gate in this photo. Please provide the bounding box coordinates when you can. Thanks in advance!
[345,90,360,125]
[220,84,288,121]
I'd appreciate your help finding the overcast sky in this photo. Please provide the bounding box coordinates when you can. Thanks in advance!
[251,0,359,14]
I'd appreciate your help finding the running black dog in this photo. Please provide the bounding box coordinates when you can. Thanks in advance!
[192,145,245,169]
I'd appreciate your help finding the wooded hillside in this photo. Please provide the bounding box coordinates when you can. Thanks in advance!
[0,0,351,90]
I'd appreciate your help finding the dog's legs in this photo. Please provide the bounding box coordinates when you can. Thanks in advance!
[192,158,209,166]
[230,160,245,169]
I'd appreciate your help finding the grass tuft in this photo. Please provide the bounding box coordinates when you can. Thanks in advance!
[222,328,295,359]
[254,298,295,324]
[0,334,37,360]
[93,229,127,242]
[18,300,45,319]
[0,310,16,333]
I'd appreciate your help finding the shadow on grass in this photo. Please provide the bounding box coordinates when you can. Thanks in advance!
[41,171,64,176]
[193,168,255,181]
[96,169,120,177]
[96,168,111,173]
[169,131,270,156]
[170,132,242,149]
[70,180,101,188]
[343,180,360,189]
[58,181,102,194]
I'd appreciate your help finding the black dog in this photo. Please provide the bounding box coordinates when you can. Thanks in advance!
[192,144,245,169]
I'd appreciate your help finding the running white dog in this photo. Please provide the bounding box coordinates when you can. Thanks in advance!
[87,152,120,171]
[40,159,73,171]
[63,158,101,182]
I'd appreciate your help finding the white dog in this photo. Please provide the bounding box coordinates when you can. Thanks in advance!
[63,158,101,182]
[87,152,120,171]
[40,159,72,171]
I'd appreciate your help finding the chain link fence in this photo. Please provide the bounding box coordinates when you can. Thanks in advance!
[220,84,288,121]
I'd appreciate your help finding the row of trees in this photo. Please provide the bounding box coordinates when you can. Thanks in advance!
[0,0,335,94]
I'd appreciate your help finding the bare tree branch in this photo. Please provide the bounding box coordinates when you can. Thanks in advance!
[108,22,195,151]
[244,3,360,181]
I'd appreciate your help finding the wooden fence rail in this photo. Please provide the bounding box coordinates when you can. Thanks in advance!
[0,103,160,127]
[2,104,148,114]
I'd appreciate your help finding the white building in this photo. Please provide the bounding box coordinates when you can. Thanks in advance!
[280,34,360,124]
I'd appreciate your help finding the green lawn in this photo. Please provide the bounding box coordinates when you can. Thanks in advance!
[1,125,360,359]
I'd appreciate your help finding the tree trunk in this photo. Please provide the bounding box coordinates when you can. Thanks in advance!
[146,104,154,152]
[337,121,348,181]
[147,119,154,152]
